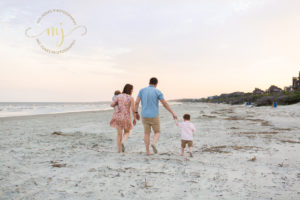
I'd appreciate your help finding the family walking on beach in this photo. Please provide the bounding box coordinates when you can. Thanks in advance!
[110,78,196,157]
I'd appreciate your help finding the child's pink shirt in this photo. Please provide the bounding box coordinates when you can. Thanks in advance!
[177,121,196,141]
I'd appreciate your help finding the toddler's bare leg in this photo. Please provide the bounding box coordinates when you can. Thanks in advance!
[181,148,184,156]
[189,147,193,157]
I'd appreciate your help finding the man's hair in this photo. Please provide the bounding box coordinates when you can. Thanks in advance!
[114,90,121,95]
[149,77,158,85]
[183,114,191,120]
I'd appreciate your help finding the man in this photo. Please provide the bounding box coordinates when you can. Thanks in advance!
[135,77,177,155]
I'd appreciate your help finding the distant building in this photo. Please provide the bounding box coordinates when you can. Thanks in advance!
[208,95,218,100]
[253,88,264,95]
[284,86,292,92]
[266,85,282,94]
[292,71,300,90]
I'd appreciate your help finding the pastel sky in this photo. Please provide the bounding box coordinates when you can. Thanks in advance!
[1,0,300,102]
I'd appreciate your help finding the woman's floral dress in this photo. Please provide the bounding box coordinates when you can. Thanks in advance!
[110,93,132,130]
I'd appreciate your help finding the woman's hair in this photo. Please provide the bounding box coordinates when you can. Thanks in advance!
[122,84,133,95]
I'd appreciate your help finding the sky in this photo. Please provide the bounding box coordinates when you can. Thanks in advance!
[1,0,300,102]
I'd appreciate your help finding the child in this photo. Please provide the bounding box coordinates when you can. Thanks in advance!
[176,114,196,157]
[112,90,121,112]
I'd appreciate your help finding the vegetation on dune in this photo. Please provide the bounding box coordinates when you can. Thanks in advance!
[177,89,300,106]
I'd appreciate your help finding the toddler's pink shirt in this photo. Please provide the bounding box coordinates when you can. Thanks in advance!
[178,121,196,141]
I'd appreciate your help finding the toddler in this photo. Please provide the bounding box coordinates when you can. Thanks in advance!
[112,90,121,112]
[176,114,196,157]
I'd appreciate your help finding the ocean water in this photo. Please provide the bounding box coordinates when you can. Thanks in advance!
[0,101,182,118]
[0,102,112,117]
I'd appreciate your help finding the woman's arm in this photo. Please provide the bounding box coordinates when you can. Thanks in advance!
[110,97,118,107]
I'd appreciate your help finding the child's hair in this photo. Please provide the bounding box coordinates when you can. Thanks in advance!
[114,90,121,95]
[183,114,191,120]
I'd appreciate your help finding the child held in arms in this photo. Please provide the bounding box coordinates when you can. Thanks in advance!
[176,114,196,157]
[112,90,121,112]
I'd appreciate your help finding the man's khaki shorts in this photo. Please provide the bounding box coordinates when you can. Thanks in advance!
[181,140,193,148]
[142,116,160,133]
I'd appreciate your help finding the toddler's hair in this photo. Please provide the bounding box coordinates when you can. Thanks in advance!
[114,90,121,95]
[183,114,191,120]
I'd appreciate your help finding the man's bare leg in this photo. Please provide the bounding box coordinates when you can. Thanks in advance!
[144,132,151,155]
[152,132,160,146]
[151,132,160,154]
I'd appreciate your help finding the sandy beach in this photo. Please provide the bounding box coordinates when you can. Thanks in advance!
[0,103,300,200]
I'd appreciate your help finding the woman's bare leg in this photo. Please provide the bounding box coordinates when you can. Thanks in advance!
[122,129,130,144]
[116,127,123,153]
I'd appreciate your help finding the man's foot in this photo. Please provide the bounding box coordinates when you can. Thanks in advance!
[151,144,158,154]
[122,144,125,152]
[189,152,193,157]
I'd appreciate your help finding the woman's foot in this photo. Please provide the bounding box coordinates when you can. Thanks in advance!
[122,143,125,152]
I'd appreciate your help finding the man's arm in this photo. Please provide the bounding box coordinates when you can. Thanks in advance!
[160,99,177,120]
[135,97,141,120]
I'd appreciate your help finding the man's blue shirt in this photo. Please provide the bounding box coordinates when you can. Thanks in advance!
[138,85,164,118]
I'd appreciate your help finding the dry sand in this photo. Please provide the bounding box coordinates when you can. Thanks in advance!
[0,103,300,199]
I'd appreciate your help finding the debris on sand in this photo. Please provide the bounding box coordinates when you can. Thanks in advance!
[202,145,260,154]
[235,131,278,135]
[144,178,152,189]
[278,162,284,167]
[202,114,217,118]
[249,156,256,162]
[88,168,96,172]
[273,128,292,131]
[52,131,64,136]
[261,121,271,126]
[230,127,239,129]
[280,140,300,144]
[51,161,66,168]
[225,116,245,121]
[202,145,230,153]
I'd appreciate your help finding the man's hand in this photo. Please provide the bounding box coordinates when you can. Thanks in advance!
[133,119,137,126]
[160,99,177,120]
[172,113,177,120]
[135,113,140,120]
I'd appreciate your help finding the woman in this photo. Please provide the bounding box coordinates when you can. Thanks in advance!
[110,84,136,153]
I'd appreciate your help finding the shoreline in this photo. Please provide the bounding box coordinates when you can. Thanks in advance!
[0,108,113,120]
